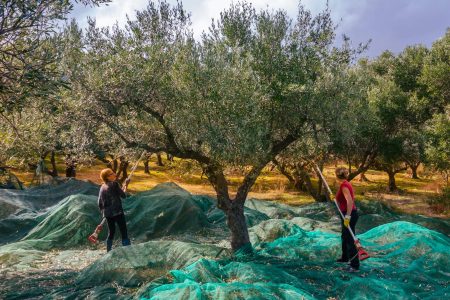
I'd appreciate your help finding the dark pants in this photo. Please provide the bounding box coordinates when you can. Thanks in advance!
[340,210,359,269]
[106,213,130,251]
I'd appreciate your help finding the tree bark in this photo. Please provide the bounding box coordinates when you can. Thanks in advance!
[387,171,397,192]
[118,159,129,184]
[409,163,420,179]
[106,155,114,170]
[273,159,326,201]
[274,160,305,191]
[204,163,266,252]
[374,161,407,193]
[111,158,118,173]
[227,204,251,252]
[347,149,377,181]
[299,169,322,201]
[144,158,150,174]
[358,172,369,182]
[156,153,164,166]
[50,151,58,177]
[65,155,76,178]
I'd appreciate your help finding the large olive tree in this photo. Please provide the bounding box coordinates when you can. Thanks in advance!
[67,1,348,251]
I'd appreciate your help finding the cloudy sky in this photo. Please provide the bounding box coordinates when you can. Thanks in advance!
[70,0,450,58]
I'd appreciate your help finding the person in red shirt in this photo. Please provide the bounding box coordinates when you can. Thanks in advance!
[334,167,359,272]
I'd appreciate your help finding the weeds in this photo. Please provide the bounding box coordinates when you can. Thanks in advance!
[428,186,450,214]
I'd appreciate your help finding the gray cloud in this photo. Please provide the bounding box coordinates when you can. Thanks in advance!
[68,0,450,58]
[333,0,450,57]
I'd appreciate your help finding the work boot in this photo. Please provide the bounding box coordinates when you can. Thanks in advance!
[122,238,131,246]
[106,239,113,252]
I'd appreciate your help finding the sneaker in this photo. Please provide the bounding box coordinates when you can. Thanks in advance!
[336,258,348,263]
[346,266,359,273]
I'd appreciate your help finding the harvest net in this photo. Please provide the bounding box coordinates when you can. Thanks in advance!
[0,181,448,299]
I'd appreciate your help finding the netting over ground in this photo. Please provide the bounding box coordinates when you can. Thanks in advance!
[246,197,450,236]
[0,181,448,299]
[0,178,99,245]
[135,221,449,300]
[0,178,99,214]
[0,182,269,250]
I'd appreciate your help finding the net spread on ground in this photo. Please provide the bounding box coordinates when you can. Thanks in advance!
[0,179,448,299]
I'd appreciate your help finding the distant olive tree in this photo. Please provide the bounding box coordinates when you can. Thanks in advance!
[0,0,110,169]
[424,107,450,185]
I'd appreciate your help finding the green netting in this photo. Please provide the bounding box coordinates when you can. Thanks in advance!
[246,198,450,235]
[0,181,448,299]
[0,178,99,214]
[0,182,269,252]
[20,194,103,249]
[135,221,449,300]
[0,179,99,245]
[76,241,227,288]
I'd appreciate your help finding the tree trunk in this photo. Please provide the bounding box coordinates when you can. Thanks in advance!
[347,149,377,181]
[118,160,129,184]
[116,157,125,177]
[65,155,76,178]
[204,163,263,253]
[410,163,420,179]
[122,161,129,180]
[299,170,322,201]
[40,151,50,160]
[156,153,164,166]
[112,159,118,173]
[316,163,324,200]
[50,151,58,177]
[293,177,305,191]
[144,158,150,174]
[358,172,369,182]
[387,171,397,192]
[274,160,304,191]
[226,204,251,252]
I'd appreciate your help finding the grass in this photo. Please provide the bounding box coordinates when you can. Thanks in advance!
[12,155,449,218]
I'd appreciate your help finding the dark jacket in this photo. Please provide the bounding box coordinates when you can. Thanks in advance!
[98,181,126,218]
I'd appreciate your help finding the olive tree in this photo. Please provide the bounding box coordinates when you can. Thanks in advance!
[420,28,450,110]
[0,0,110,170]
[67,1,346,251]
[424,107,450,185]
[273,55,380,199]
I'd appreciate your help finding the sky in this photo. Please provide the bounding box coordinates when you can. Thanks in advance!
[69,0,450,58]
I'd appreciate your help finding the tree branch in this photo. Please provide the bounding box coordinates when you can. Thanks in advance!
[234,163,266,207]
[203,164,232,211]
[348,148,377,181]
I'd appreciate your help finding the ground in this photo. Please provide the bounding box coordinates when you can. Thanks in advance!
[12,155,449,218]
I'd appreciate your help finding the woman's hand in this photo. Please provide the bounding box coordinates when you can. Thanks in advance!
[329,192,335,201]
